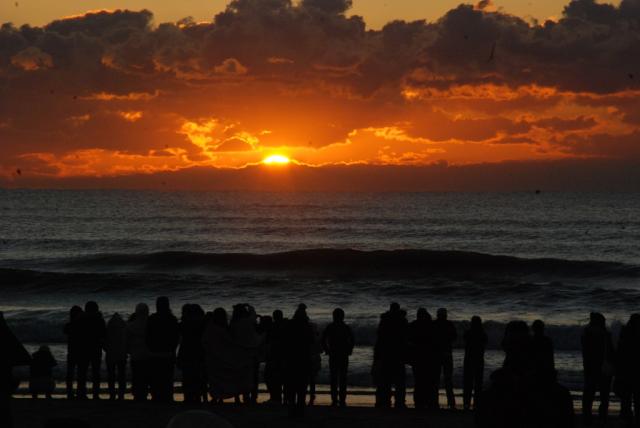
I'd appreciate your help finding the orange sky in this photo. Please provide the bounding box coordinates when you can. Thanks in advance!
[1,0,639,189]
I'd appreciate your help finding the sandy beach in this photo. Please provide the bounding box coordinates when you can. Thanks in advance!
[12,396,631,428]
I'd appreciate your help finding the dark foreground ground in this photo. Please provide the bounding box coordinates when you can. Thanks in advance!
[12,398,631,428]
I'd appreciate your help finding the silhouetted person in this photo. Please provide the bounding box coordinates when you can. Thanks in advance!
[29,345,56,399]
[434,308,457,409]
[0,312,31,428]
[408,308,435,409]
[615,314,640,425]
[265,309,287,404]
[202,307,230,404]
[322,308,354,407]
[127,303,151,401]
[256,315,273,404]
[502,320,531,373]
[146,296,180,402]
[581,312,614,425]
[463,316,487,410]
[308,318,322,406]
[373,303,408,409]
[229,303,263,404]
[63,305,83,399]
[105,313,127,400]
[177,304,206,403]
[531,319,554,375]
[284,304,315,416]
[477,367,574,428]
[77,301,106,400]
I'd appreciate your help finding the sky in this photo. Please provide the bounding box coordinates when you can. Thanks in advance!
[1,0,639,190]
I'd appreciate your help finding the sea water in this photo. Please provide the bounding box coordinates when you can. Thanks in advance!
[1,190,639,391]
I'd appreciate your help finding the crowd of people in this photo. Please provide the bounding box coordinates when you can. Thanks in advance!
[3,300,640,426]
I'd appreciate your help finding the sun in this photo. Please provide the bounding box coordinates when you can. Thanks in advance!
[262,154,291,165]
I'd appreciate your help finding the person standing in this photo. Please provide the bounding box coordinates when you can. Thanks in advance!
[433,308,457,409]
[408,308,434,409]
[63,305,83,399]
[29,345,57,399]
[322,308,354,407]
[462,316,487,410]
[531,320,555,375]
[264,309,287,404]
[373,303,409,409]
[77,301,106,400]
[126,303,151,401]
[615,314,640,425]
[177,304,206,403]
[146,297,180,402]
[581,312,615,425]
[105,313,127,401]
[284,304,315,416]
[1,312,31,428]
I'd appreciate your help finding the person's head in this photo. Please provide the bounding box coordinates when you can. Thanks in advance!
[630,313,640,331]
[390,302,400,313]
[135,302,149,318]
[212,307,228,328]
[294,303,308,321]
[471,315,482,330]
[156,296,170,314]
[273,309,283,322]
[84,301,99,315]
[38,345,51,354]
[333,308,345,323]
[417,308,430,322]
[589,312,605,328]
[69,305,83,320]
[437,308,447,321]
[532,319,545,336]
[503,320,530,345]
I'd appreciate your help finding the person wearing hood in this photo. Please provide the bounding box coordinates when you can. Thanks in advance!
[105,313,127,401]
[29,345,57,399]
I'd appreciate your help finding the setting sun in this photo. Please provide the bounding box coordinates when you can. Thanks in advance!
[262,154,291,165]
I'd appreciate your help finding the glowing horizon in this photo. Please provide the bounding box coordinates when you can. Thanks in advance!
[1,0,639,189]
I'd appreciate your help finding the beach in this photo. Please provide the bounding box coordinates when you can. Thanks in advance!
[11,396,630,428]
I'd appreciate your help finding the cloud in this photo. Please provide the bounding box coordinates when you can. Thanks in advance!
[1,1,640,182]
[10,47,53,70]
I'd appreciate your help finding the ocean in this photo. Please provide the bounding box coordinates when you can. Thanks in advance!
[1,189,639,392]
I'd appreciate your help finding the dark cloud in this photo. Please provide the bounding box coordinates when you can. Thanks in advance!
[1,0,640,176]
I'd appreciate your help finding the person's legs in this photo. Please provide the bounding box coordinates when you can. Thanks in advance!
[107,362,116,400]
[599,375,611,420]
[393,363,406,408]
[473,362,484,409]
[443,354,455,409]
[329,356,339,405]
[413,364,424,408]
[632,386,640,427]
[66,356,76,399]
[164,360,175,402]
[117,361,126,400]
[463,361,473,410]
[582,373,595,421]
[338,356,348,406]
[76,358,89,399]
[375,362,392,408]
[90,352,101,400]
